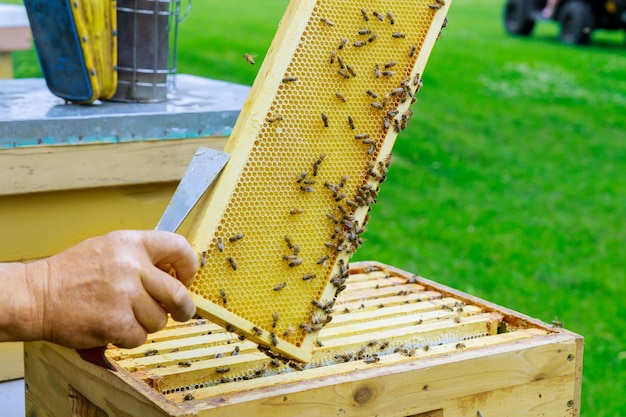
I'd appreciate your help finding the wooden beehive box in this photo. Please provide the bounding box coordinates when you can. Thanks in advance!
[24,261,582,417]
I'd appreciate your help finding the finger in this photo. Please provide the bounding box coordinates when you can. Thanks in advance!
[142,268,196,322]
[140,231,199,287]
[111,316,149,349]
[132,292,169,334]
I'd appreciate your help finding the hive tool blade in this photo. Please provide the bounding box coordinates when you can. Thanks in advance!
[77,147,230,370]
[156,147,231,233]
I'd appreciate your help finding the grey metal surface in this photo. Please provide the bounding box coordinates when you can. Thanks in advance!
[0,74,250,148]
[0,4,29,28]
[155,147,230,233]
[0,379,24,417]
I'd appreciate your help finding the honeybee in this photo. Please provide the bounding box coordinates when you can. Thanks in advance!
[183,393,195,401]
[288,258,303,267]
[366,90,378,99]
[217,237,224,252]
[371,102,383,110]
[296,172,307,183]
[270,332,278,346]
[364,355,380,364]
[360,8,369,21]
[329,50,337,64]
[347,115,355,130]
[178,361,192,367]
[393,119,401,132]
[338,69,350,79]
[302,273,317,281]
[335,92,346,102]
[229,233,244,242]
[346,65,356,77]
[243,53,255,65]
[358,28,371,35]
[282,76,297,83]
[391,87,404,96]
[269,359,280,368]
[284,235,294,249]
[392,32,406,38]
[282,326,295,337]
[317,255,329,265]
[338,38,348,50]
[414,74,424,91]
[374,64,381,78]
[300,185,314,192]
[387,11,395,24]
[368,33,378,43]
[303,179,316,185]
[313,154,325,175]
[272,312,279,328]
[290,208,304,215]
[321,17,334,26]
[216,366,230,373]
[409,44,417,57]
[144,349,158,356]
[326,213,340,223]
[226,257,237,271]
[316,340,324,347]
[231,345,240,356]
[367,339,379,347]
[321,113,329,127]
[274,282,287,291]
[267,114,283,123]
[373,11,384,21]
[456,343,466,349]
[337,55,345,69]
[200,251,207,267]
[355,133,370,140]
[382,70,395,77]
[362,138,377,145]
[252,326,263,336]
[384,60,397,69]
[219,289,227,304]
[429,3,441,10]
[299,323,314,333]
[353,40,366,47]
[339,175,348,187]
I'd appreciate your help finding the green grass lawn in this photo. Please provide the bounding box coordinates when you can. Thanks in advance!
[10,0,626,414]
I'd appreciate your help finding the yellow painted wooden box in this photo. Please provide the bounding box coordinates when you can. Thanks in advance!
[24,261,582,417]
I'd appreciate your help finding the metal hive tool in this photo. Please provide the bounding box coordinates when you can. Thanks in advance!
[186,0,452,362]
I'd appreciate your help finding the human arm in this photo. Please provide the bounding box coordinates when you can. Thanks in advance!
[0,230,198,349]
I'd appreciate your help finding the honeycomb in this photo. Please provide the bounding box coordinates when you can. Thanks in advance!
[106,263,541,404]
[186,0,451,362]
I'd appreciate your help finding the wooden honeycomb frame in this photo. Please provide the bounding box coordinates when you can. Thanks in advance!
[186,0,452,362]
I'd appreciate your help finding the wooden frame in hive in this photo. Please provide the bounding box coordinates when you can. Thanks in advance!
[24,262,583,417]
[185,0,452,362]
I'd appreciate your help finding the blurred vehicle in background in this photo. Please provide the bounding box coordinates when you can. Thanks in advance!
[504,0,626,44]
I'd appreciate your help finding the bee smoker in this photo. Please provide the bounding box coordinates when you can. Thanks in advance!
[111,0,190,102]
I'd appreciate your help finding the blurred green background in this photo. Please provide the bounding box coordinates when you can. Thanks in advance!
[9,0,626,414]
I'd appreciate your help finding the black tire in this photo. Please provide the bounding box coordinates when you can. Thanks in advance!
[504,0,535,36]
[558,1,594,44]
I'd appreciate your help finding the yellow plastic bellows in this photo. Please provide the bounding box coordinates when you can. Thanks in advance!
[71,0,118,102]
[186,0,451,362]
